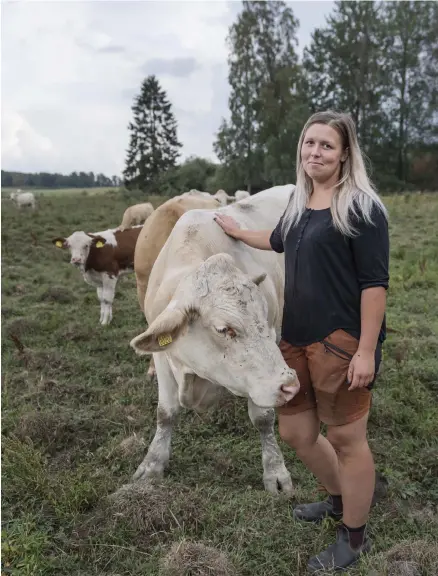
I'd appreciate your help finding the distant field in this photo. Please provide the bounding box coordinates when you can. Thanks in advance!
[2,187,116,197]
[1,192,438,575]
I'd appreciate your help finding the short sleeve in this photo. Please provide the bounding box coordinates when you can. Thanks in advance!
[270,215,285,253]
[351,204,389,291]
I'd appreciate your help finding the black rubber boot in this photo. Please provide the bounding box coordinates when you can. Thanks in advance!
[307,524,372,573]
[293,495,343,523]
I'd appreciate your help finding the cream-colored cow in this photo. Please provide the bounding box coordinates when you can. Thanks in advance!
[134,193,221,377]
[130,185,300,495]
[119,202,154,230]
[235,190,250,201]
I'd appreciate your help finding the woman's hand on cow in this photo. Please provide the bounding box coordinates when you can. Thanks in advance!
[214,213,242,239]
[347,349,375,390]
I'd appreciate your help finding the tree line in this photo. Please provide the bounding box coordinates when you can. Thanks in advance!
[1,170,121,189]
[123,0,437,194]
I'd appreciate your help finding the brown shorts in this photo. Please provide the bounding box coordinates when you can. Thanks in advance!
[278,329,381,426]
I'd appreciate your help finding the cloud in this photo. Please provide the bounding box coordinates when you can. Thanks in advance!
[141,57,200,79]
[1,0,334,177]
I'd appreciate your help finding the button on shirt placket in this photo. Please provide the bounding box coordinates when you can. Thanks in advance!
[296,210,313,253]
[291,210,313,306]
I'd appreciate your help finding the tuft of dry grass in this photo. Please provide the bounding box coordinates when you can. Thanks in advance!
[159,539,238,576]
[368,538,438,576]
[115,433,147,457]
[15,411,69,448]
[108,481,206,538]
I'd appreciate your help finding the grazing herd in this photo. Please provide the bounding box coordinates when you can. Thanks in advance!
[9,184,301,495]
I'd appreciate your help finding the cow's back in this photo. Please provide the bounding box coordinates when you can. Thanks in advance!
[134,194,219,311]
[146,184,294,324]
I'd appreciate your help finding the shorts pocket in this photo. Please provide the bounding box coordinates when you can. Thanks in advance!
[321,339,354,361]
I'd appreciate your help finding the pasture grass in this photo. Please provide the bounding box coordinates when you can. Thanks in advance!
[2,190,438,575]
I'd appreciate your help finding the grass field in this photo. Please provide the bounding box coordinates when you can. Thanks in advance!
[2,191,438,575]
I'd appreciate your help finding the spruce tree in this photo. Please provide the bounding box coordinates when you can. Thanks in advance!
[123,75,182,190]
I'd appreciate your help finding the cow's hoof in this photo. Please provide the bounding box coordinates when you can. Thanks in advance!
[264,471,294,497]
[132,464,164,483]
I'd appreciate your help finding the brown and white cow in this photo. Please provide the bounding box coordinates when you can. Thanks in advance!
[52,226,141,325]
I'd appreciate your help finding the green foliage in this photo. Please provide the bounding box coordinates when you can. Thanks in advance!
[303,0,438,189]
[155,156,219,196]
[123,75,182,192]
[215,1,308,193]
[215,0,437,193]
[303,1,391,151]
[383,1,438,182]
[1,190,438,574]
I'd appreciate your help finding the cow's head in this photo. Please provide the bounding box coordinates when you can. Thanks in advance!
[130,253,299,409]
[52,231,107,269]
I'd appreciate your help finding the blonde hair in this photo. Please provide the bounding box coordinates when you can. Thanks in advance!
[282,110,387,238]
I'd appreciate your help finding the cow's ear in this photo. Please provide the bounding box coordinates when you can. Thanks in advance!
[52,237,67,248]
[251,272,267,286]
[130,304,197,355]
[88,234,107,248]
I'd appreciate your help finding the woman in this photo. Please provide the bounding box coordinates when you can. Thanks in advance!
[214,111,389,573]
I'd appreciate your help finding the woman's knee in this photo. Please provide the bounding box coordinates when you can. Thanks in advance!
[278,410,319,451]
[327,418,369,457]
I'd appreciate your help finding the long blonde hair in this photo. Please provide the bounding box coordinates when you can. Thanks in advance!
[282,111,387,239]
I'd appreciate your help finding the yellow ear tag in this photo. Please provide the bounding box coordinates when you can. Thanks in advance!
[95,241,105,248]
[56,240,63,248]
[158,334,173,347]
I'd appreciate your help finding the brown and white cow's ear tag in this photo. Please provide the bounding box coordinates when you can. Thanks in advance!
[158,334,173,347]
[95,241,105,248]
[55,240,64,248]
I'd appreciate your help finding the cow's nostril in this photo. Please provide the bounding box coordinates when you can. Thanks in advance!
[280,380,300,403]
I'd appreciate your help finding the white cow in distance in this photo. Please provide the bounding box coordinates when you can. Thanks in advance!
[235,190,250,201]
[213,189,234,206]
[130,184,300,495]
[184,189,213,199]
[10,190,36,210]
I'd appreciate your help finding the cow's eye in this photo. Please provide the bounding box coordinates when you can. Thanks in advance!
[215,327,236,338]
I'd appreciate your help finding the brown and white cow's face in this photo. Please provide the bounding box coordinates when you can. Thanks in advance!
[52,231,108,270]
[130,254,299,409]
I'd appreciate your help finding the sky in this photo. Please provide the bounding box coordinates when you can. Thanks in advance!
[1,0,334,177]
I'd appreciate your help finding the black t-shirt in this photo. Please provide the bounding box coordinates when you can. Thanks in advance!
[269,204,389,347]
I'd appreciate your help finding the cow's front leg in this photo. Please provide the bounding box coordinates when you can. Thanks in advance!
[147,355,156,380]
[100,274,117,325]
[96,286,105,324]
[133,353,180,481]
[247,399,294,497]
